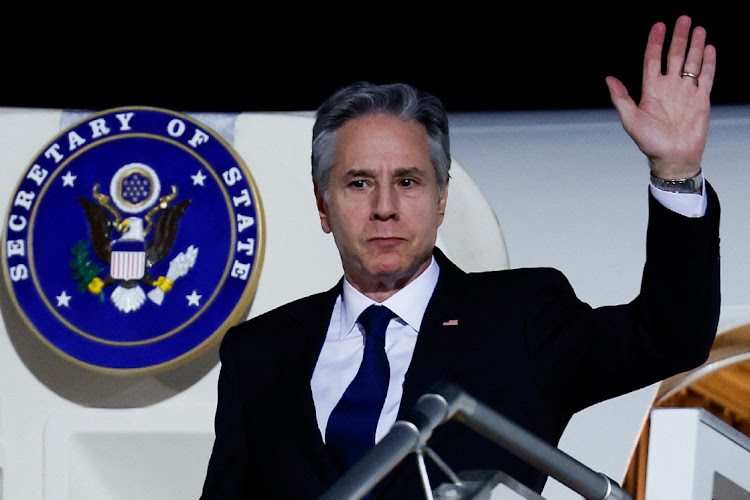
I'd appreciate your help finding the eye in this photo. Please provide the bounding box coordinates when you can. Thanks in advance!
[400,178,415,187]
[349,180,366,188]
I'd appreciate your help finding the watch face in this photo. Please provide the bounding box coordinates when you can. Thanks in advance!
[3,106,265,374]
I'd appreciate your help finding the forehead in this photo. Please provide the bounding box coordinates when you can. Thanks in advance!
[334,113,431,168]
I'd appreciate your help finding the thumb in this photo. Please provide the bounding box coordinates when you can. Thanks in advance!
[605,76,637,125]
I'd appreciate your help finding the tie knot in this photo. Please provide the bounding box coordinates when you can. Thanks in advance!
[358,305,396,342]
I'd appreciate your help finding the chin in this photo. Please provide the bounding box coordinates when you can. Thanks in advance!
[370,257,425,283]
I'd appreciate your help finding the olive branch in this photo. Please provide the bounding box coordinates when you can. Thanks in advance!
[70,241,105,302]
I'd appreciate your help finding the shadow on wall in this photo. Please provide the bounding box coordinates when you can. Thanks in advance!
[0,281,223,408]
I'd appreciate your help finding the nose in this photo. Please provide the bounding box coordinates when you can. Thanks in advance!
[371,184,399,221]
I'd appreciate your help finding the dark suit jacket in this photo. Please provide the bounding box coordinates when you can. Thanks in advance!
[201,186,721,499]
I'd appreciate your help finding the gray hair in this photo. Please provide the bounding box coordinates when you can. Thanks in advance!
[311,82,451,193]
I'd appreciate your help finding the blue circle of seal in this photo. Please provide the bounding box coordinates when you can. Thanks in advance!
[2,107,265,373]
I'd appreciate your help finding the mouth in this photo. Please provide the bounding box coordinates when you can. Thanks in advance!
[368,237,405,247]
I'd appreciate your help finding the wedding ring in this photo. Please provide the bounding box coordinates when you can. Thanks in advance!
[681,71,699,79]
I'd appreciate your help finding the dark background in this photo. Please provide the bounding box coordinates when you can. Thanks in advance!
[2,7,745,113]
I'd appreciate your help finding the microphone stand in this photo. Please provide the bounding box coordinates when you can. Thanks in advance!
[320,383,632,500]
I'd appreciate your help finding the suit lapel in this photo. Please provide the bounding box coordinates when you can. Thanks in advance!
[286,282,343,484]
[398,248,471,420]
[372,250,472,498]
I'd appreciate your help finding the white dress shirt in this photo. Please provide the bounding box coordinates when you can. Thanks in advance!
[649,176,707,218]
[310,257,440,443]
[310,180,707,445]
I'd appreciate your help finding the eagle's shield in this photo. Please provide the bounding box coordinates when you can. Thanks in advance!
[110,240,146,280]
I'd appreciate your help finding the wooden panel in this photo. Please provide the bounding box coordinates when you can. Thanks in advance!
[622,324,750,499]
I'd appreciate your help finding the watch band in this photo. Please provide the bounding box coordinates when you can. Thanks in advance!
[650,169,703,194]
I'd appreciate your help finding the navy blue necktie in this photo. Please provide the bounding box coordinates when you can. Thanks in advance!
[326,305,396,473]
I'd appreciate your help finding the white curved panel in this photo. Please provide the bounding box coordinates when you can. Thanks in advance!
[0,107,506,500]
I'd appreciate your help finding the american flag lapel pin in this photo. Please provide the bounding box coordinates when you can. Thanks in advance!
[442,319,459,326]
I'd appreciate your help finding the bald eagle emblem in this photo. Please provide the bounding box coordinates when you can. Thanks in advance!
[4,106,264,373]
[76,163,195,312]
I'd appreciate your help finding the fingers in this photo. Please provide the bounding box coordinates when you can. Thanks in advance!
[643,21,667,82]
[646,15,715,91]
[682,25,706,76]
[666,15,693,75]
[699,44,717,94]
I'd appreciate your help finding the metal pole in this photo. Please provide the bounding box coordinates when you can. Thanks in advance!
[435,385,632,500]
[319,421,422,500]
[320,383,633,500]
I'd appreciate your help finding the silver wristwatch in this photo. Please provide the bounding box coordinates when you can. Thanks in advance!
[650,170,703,194]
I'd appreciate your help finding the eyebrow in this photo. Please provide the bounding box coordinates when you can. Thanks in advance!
[393,167,425,178]
[342,169,374,180]
[342,166,426,179]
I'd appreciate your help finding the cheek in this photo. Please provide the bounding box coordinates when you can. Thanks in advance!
[409,197,443,221]
[328,213,362,249]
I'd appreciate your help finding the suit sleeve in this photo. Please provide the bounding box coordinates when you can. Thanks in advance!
[528,182,721,413]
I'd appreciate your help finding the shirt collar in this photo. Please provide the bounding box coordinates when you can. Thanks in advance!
[341,256,440,337]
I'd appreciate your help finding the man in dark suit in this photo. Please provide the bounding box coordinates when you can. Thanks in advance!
[201,15,720,498]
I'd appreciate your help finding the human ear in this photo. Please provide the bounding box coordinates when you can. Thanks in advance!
[437,180,449,224]
[314,183,332,234]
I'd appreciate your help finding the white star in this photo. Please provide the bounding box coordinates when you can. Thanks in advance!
[56,290,71,307]
[61,171,77,187]
[191,170,207,186]
[186,290,202,306]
